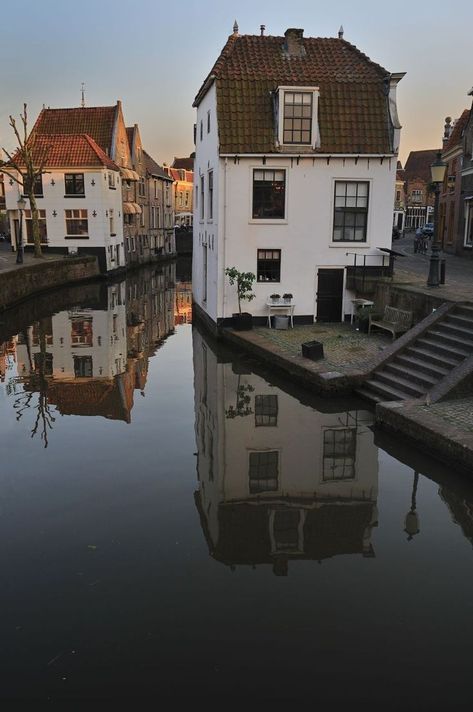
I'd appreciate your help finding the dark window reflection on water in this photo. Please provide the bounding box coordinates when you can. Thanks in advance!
[1,260,473,703]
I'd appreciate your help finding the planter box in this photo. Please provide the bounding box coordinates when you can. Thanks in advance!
[273,315,289,330]
[301,340,324,361]
[232,312,253,331]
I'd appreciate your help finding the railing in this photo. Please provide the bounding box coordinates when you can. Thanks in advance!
[345,252,392,294]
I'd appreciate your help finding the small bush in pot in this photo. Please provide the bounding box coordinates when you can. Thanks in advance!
[225,267,256,330]
[283,293,293,303]
[270,293,281,303]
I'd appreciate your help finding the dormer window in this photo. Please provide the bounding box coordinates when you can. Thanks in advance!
[276,86,319,148]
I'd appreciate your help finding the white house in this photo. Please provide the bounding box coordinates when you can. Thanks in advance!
[3,133,125,272]
[192,25,404,329]
[193,328,379,571]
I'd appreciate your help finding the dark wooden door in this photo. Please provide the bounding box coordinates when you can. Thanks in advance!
[316,269,344,322]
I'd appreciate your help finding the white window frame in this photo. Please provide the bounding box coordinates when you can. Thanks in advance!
[277,86,320,149]
[249,166,288,224]
[208,170,213,221]
[464,198,473,248]
[329,178,372,248]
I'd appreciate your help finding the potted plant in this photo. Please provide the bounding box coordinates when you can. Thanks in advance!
[355,305,377,333]
[283,293,293,303]
[270,293,281,303]
[225,267,256,330]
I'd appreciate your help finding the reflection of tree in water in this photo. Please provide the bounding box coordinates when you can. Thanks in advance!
[225,376,254,419]
[13,319,55,448]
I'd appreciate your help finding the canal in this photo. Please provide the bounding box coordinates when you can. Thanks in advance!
[1,261,472,704]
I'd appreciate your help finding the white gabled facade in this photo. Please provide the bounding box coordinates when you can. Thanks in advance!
[3,165,124,273]
[193,27,404,327]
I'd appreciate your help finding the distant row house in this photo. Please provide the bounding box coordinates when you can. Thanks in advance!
[1,101,175,272]
[439,99,473,257]
[164,155,194,227]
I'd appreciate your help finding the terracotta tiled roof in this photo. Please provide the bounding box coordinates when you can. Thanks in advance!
[194,33,395,154]
[31,106,117,154]
[143,150,173,181]
[43,377,131,422]
[172,156,194,170]
[404,149,440,183]
[10,134,119,170]
[443,109,470,153]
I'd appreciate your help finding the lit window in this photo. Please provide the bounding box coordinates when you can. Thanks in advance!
[65,209,88,237]
[333,181,369,242]
[252,169,286,219]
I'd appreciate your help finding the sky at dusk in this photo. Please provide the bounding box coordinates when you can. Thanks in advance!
[1,0,472,167]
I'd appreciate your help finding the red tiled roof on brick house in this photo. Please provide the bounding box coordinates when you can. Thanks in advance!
[193,30,399,155]
[172,156,194,170]
[443,109,470,153]
[31,105,118,155]
[404,149,440,184]
[11,134,120,170]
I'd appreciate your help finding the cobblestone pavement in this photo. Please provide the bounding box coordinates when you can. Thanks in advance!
[253,323,389,372]
[0,241,60,272]
[415,397,473,432]
[390,232,473,302]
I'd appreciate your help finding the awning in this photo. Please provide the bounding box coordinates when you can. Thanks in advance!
[123,202,142,214]
[120,168,140,181]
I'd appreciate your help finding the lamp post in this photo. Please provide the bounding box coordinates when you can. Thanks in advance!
[16,195,27,265]
[427,152,447,287]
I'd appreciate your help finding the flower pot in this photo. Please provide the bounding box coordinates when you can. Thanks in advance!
[301,340,324,360]
[232,312,253,331]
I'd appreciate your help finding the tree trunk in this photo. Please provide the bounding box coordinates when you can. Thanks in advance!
[28,193,42,258]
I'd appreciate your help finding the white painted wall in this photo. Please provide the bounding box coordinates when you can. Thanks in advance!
[3,167,124,271]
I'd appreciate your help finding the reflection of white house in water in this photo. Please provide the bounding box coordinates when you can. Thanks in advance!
[193,328,379,574]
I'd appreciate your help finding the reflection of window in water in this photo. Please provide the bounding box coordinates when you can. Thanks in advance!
[32,318,53,346]
[249,451,279,494]
[33,352,53,376]
[73,355,93,378]
[255,395,278,427]
[71,318,93,347]
[323,428,356,481]
[271,509,302,553]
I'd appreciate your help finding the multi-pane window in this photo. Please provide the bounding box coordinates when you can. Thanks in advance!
[411,189,422,203]
[200,175,205,220]
[73,355,92,378]
[65,209,88,236]
[257,249,281,282]
[465,199,473,247]
[200,120,203,141]
[22,173,43,196]
[249,451,279,494]
[322,428,356,481]
[255,395,278,426]
[283,91,313,144]
[71,317,93,347]
[25,209,47,243]
[208,171,213,220]
[64,173,85,196]
[108,172,116,189]
[207,110,211,133]
[252,169,285,219]
[138,177,146,198]
[109,208,115,235]
[333,181,369,242]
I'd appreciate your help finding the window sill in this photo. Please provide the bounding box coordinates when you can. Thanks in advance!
[330,242,369,248]
[110,233,117,237]
[64,194,85,198]
[108,186,117,190]
[249,218,287,225]
[65,235,89,240]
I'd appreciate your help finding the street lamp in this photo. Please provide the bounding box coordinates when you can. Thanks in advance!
[427,151,447,287]
[16,195,27,265]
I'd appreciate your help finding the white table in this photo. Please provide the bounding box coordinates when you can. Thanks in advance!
[266,300,295,328]
[351,298,374,324]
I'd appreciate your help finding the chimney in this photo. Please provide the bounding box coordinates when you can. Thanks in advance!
[284,28,305,57]
[260,24,265,36]
[338,25,344,39]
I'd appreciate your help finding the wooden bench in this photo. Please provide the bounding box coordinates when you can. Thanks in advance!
[368,306,413,340]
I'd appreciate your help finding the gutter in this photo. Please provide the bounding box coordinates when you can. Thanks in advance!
[219,153,397,159]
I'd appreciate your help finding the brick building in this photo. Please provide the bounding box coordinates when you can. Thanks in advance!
[439,110,470,254]
[403,149,438,230]
[459,94,473,256]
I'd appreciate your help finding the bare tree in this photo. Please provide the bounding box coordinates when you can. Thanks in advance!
[0,104,50,258]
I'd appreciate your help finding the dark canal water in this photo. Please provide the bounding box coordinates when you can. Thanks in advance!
[1,261,473,704]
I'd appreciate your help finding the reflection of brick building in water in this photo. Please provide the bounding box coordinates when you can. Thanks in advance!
[13,263,176,426]
[175,281,192,325]
[0,340,16,382]
[193,328,379,575]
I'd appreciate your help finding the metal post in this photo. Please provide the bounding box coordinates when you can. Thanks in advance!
[427,184,441,287]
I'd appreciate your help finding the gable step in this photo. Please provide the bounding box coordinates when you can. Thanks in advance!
[425,329,473,352]
[395,353,450,379]
[374,371,427,397]
[364,378,416,402]
[435,322,473,341]
[384,361,438,389]
[406,345,461,370]
[416,337,470,361]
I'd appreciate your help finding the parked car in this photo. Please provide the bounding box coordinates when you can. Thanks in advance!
[422,223,434,237]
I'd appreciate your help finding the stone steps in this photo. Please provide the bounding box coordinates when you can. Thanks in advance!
[356,304,473,405]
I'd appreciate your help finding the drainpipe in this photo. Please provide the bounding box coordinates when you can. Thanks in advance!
[222,157,228,320]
